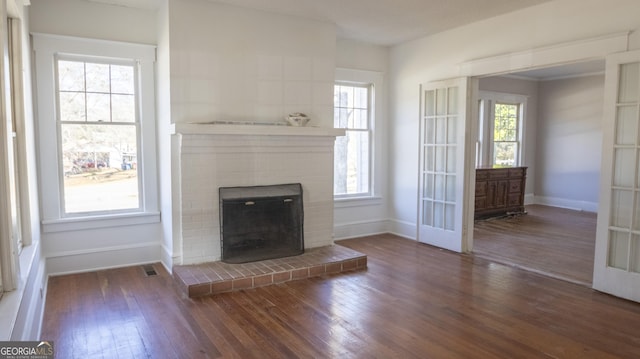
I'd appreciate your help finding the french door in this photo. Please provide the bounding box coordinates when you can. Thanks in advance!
[593,50,640,301]
[417,78,472,252]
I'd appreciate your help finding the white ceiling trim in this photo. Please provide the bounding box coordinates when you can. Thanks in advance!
[502,69,606,82]
[458,32,630,78]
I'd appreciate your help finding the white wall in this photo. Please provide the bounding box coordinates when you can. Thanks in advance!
[336,38,389,72]
[29,0,156,44]
[156,0,174,269]
[535,75,604,211]
[167,0,336,126]
[389,0,640,239]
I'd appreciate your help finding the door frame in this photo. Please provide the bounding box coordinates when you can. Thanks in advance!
[453,33,629,258]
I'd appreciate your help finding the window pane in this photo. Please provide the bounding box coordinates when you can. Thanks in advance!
[494,103,518,141]
[618,63,640,103]
[334,130,369,195]
[613,148,635,188]
[112,94,136,122]
[61,123,139,213]
[631,235,640,273]
[59,92,86,122]
[352,109,368,129]
[353,87,368,109]
[447,87,457,115]
[85,63,110,93]
[424,90,435,116]
[58,60,85,91]
[111,65,135,94]
[608,230,629,270]
[616,105,638,145]
[86,93,111,122]
[494,142,517,167]
[436,88,446,116]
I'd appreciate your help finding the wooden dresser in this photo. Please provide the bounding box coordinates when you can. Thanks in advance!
[475,167,527,219]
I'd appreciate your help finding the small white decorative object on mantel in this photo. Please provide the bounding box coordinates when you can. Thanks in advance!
[285,112,310,127]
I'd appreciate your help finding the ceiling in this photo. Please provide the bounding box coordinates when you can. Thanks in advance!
[86,0,602,79]
[87,0,553,46]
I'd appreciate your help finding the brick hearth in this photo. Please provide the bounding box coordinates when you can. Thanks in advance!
[173,244,367,297]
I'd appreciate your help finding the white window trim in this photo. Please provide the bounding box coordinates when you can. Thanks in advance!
[32,33,159,232]
[477,91,527,168]
[334,68,383,202]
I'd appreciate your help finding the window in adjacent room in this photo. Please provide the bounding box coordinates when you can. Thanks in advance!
[492,102,521,167]
[334,83,372,197]
[477,92,526,168]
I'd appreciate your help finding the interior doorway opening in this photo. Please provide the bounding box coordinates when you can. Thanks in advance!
[470,59,604,286]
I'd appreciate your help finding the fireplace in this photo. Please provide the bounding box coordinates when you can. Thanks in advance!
[172,123,344,265]
[219,183,304,263]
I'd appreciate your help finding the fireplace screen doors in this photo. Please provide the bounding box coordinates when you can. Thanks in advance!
[219,183,304,264]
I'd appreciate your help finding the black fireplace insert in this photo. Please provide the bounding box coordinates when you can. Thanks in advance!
[219,183,304,264]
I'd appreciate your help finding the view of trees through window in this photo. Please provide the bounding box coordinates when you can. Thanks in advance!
[334,84,371,196]
[57,59,140,214]
[493,103,519,167]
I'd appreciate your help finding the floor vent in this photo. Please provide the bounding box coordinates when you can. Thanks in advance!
[143,264,158,277]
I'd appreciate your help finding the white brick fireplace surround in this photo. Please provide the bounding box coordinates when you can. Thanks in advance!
[172,123,345,265]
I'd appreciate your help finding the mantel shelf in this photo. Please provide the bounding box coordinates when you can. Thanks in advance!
[171,122,345,137]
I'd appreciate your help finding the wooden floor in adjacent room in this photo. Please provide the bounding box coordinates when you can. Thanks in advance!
[41,234,640,359]
[473,204,597,285]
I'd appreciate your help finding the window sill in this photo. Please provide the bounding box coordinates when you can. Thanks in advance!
[334,196,383,208]
[42,211,161,233]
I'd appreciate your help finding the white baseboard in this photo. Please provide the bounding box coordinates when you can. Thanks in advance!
[388,219,417,240]
[46,242,162,276]
[532,195,598,213]
[160,244,173,274]
[333,219,389,240]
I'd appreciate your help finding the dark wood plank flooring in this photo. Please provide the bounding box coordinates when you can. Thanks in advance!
[473,204,596,285]
[41,234,640,358]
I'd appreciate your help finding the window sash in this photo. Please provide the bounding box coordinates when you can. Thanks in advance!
[477,94,525,168]
[55,57,143,216]
[334,83,372,197]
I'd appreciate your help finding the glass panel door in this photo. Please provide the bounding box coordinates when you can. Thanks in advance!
[418,78,470,252]
[594,51,640,302]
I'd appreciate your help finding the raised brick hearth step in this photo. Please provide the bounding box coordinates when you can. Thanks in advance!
[173,244,367,298]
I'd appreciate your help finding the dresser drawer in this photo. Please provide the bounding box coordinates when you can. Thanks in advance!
[509,179,522,193]
[508,194,523,207]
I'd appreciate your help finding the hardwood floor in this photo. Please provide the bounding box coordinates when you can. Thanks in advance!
[473,205,596,285]
[41,234,640,358]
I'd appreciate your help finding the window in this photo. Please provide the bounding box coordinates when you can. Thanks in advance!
[477,92,526,168]
[57,58,140,214]
[33,34,158,231]
[334,83,371,197]
[492,102,520,167]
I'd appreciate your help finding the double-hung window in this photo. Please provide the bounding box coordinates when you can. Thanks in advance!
[477,92,526,168]
[492,102,521,167]
[334,83,372,197]
[57,57,140,214]
[33,34,158,231]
